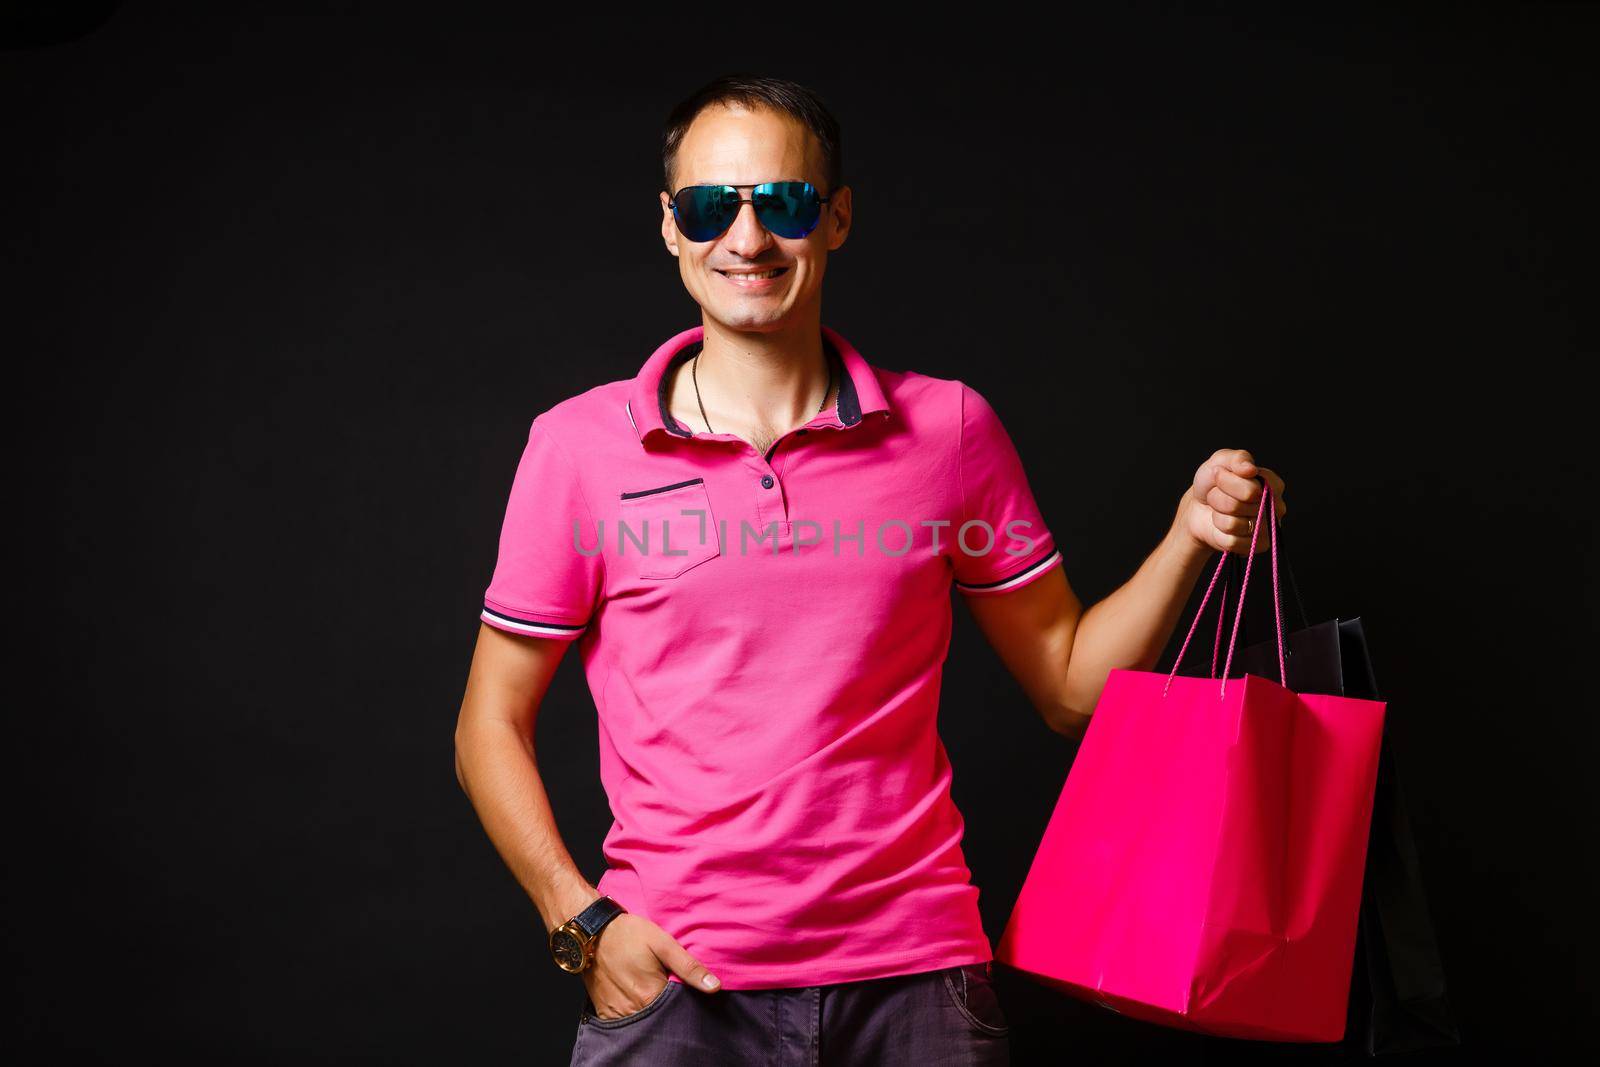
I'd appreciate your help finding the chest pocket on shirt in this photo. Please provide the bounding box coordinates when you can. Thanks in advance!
[618,477,722,580]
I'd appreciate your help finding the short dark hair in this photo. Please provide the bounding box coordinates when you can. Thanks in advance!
[661,73,843,197]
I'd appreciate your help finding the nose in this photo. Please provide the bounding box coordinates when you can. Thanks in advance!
[721,199,776,258]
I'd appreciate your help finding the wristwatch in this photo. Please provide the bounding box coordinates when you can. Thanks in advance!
[549,895,627,974]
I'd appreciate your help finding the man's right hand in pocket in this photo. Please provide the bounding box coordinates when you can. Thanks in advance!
[582,913,721,1019]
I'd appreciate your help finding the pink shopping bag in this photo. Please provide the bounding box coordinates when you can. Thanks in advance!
[995,483,1386,1041]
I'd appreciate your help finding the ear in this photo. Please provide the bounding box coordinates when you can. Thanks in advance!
[659,191,680,258]
[825,185,852,251]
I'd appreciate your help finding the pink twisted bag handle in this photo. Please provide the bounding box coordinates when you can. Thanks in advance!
[1162,480,1284,700]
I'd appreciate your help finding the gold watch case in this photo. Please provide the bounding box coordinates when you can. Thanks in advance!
[549,919,594,973]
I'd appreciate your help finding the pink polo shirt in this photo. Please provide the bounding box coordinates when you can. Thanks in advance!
[481,324,1062,989]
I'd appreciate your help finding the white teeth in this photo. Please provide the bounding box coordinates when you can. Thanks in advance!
[724,269,782,280]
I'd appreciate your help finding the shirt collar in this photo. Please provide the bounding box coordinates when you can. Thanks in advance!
[625,324,890,446]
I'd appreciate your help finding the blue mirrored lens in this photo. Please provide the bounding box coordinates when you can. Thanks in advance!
[753,181,823,238]
[673,186,740,242]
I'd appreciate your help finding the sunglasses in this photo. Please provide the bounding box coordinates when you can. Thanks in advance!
[668,180,831,242]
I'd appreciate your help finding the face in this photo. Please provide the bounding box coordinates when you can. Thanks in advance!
[660,104,851,334]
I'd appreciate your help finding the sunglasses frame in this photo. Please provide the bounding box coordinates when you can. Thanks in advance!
[666,180,833,242]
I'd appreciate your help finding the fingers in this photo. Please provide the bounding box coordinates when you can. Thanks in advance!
[1190,449,1236,500]
[649,927,722,992]
[1211,510,1254,540]
[1190,451,1288,557]
[1254,466,1288,520]
[1207,466,1288,522]
[1195,450,1264,504]
[1258,466,1286,500]
[587,967,670,1020]
[1207,482,1283,558]
[1223,519,1273,555]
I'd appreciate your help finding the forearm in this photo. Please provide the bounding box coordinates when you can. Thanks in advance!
[454,716,600,935]
[1061,506,1212,717]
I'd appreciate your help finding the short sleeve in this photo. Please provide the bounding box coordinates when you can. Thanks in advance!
[952,382,1063,595]
[480,419,605,641]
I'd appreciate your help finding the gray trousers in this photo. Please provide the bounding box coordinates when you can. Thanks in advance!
[569,961,1011,1066]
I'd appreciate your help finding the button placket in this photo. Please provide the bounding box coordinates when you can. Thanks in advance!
[750,426,803,531]
[749,456,787,535]
[736,413,832,542]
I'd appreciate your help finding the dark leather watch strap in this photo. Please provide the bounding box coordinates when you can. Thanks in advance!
[571,895,626,939]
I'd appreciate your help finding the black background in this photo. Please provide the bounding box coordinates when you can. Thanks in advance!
[7,5,1595,1064]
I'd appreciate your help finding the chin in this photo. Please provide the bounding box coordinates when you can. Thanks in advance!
[707,304,788,333]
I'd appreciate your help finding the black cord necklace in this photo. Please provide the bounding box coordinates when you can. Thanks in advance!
[691,345,834,435]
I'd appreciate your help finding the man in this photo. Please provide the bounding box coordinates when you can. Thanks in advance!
[454,74,1287,1065]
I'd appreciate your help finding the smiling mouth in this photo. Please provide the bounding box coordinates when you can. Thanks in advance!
[717,267,788,280]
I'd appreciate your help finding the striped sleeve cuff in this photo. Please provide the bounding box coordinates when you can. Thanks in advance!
[480,602,589,641]
[955,548,1063,596]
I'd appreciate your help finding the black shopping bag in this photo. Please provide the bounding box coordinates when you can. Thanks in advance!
[1216,529,1462,1055]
